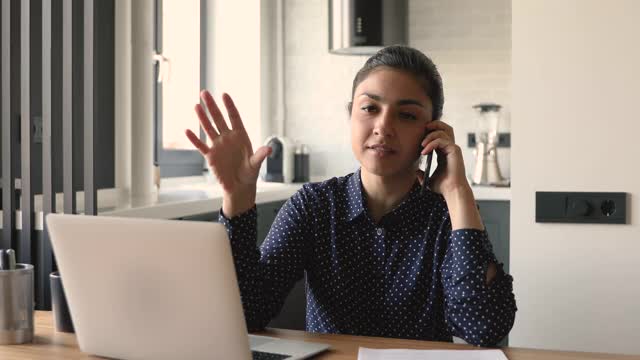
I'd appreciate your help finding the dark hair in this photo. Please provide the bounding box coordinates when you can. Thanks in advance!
[349,45,444,121]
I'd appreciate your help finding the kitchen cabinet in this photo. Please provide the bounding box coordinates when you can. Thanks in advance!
[257,200,287,243]
[477,200,510,346]
[477,200,510,273]
[178,212,219,222]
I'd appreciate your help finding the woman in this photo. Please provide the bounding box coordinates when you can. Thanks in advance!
[185,45,516,347]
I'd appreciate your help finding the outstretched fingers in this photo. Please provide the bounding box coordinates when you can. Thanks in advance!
[195,103,219,140]
[222,93,246,132]
[201,90,230,134]
[185,129,210,154]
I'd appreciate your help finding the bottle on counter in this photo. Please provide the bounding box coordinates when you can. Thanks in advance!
[293,144,310,183]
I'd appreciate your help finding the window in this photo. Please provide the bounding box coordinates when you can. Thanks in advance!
[153,0,205,177]
[153,0,264,178]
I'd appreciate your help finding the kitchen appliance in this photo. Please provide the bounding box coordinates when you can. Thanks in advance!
[329,0,407,55]
[263,136,295,183]
[471,103,509,186]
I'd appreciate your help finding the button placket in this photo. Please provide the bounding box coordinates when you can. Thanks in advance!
[370,225,386,276]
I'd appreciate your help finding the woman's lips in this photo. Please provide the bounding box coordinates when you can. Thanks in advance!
[367,144,396,156]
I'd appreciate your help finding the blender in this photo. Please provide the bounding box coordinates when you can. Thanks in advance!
[471,103,509,186]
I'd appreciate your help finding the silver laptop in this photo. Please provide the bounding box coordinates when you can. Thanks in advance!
[46,213,330,360]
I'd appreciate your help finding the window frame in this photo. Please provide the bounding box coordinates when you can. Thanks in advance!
[153,0,207,178]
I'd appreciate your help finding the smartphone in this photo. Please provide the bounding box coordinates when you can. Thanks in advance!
[419,129,434,196]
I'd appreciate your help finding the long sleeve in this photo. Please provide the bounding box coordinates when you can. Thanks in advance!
[218,188,313,331]
[440,225,517,346]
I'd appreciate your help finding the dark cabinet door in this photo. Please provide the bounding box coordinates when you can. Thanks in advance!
[477,200,510,273]
[256,200,286,244]
[178,212,219,222]
[477,200,510,346]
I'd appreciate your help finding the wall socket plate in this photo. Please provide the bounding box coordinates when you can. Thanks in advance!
[536,192,627,224]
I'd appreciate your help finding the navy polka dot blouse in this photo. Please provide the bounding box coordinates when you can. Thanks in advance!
[219,169,517,347]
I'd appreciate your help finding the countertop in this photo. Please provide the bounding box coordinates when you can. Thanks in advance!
[1,175,511,230]
[100,176,511,219]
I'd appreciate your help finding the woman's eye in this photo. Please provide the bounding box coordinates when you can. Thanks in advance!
[360,105,378,113]
[400,112,417,120]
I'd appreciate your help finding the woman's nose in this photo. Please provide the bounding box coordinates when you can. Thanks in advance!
[373,109,394,137]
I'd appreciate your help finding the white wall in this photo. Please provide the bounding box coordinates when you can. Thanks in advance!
[511,0,640,355]
[282,0,511,178]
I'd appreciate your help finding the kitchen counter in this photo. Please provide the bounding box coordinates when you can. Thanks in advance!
[100,176,511,219]
[1,175,510,230]
[470,185,512,201]
[99,178,511,219]
[100,180,305,219]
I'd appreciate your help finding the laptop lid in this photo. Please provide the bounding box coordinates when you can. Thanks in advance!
[46,214,252,360]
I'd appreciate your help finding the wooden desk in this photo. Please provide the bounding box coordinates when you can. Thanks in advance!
[0,311,637,359]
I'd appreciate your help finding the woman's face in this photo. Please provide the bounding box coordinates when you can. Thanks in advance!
[350,67,433,178]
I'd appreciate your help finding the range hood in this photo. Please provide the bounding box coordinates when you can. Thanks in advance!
[329,0,407,55]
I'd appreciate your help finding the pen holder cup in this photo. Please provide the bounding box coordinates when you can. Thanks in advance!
[0,264,34,345]
[50,271,74,333]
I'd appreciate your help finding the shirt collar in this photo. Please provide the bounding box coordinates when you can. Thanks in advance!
[344,168,425,224]
[345,169,367,222]
[384,181,423,226]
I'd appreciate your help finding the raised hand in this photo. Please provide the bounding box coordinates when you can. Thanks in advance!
[186,90,272,217]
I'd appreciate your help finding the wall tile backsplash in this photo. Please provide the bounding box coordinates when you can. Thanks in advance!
[282,0,511,180]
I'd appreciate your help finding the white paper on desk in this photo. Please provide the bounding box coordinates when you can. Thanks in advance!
[357,347,508,360]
